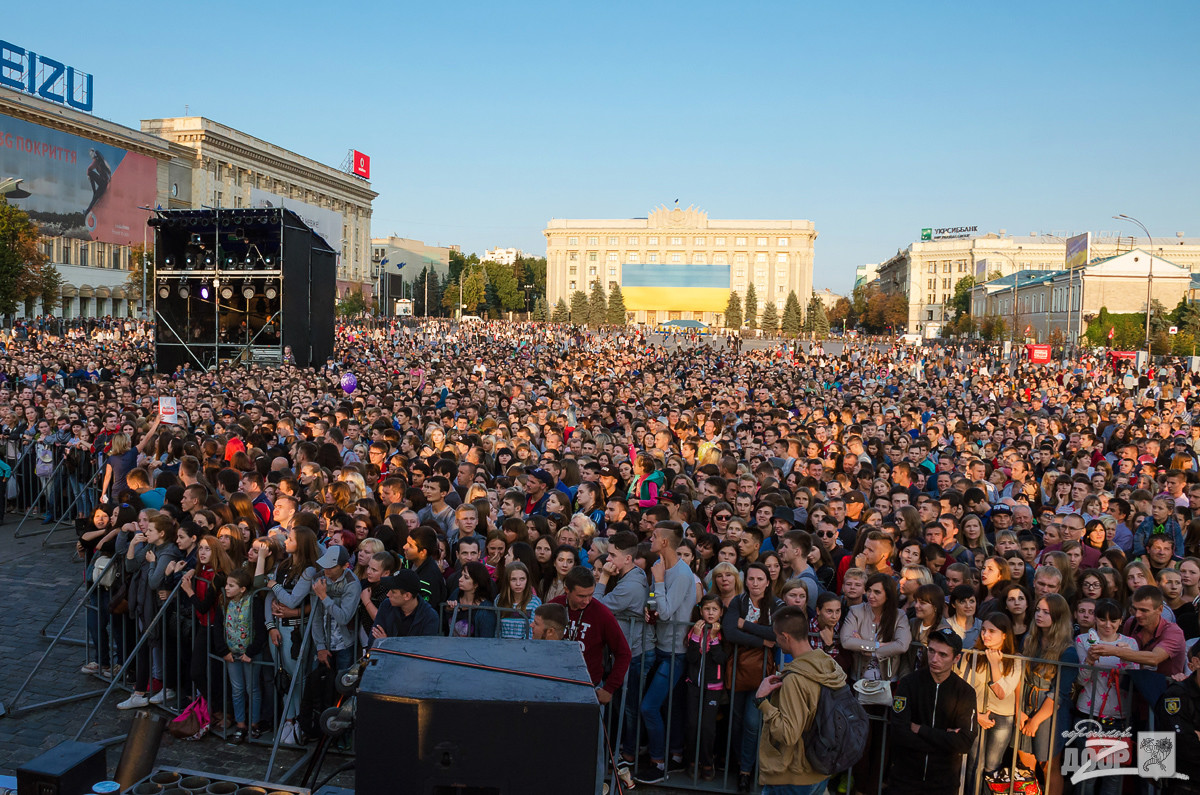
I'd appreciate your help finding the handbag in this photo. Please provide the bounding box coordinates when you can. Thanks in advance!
[108,575,129,615]
[91,555,117,589]
[168,695,211,740]
[733,646,776,692]
[853,678,893,707]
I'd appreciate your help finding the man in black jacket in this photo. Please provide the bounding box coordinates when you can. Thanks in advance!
[1155,639,1200,793]
[886,628,977,795]
[371,570,440,641]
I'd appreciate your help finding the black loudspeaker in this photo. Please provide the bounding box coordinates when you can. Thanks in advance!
[17,741,107,795]
[149,208,335,372]
[356,637,601,795]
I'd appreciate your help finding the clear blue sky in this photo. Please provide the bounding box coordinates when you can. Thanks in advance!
[7,1,1198,291]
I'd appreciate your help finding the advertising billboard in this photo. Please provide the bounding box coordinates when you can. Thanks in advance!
[1065,232,1090,270]
[250,188,343,255]
[0,113,156,246]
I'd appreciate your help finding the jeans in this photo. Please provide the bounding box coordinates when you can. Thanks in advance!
[640,651,686,762]
[966,713,1014,788]
[86,586,111,666]
[226,660,261,726]
[730,689,764,774]
[762,783,828,795]
[271,623,305,721]
[329,646,356,675]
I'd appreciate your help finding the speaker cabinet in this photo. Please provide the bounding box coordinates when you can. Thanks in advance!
[356,637,601,795]
[17,741,107,795]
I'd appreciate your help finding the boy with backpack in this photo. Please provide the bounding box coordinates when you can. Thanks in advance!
[755,605,863,795]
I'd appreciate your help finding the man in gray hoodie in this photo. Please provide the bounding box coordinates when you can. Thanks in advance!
[311,546,362,674]
[597,531,651,765]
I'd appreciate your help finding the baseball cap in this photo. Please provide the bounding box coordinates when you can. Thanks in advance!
[661,490,682,505]
[599,465,618,478]
[929,627,964,655]
[528,468,555,488]
[315,545,350,569]
[379,569,421,595]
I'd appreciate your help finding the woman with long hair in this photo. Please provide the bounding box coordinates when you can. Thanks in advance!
[1018,593,1078,795]
[542,544,580,603]
[1071,598,1137,795]
[179,534,235,707]
[960,612,1023,792]
[947,584,983,650]
[904,582,951,674]
[841,572,912,680]
[495,561,540,639]
[996,581,1033,648]
[721,562,785,792]
[266,527,321,745]
[446,561,497,638]
[978,555,1012,613]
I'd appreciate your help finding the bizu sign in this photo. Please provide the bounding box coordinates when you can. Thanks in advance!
[0,40,93,112]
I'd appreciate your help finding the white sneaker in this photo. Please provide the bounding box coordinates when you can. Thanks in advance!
[278,722,294,745]
[148,688,175,705]
[117,693,149,710]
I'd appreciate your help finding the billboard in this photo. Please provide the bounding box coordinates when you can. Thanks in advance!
[352,150,370,179]
[1027,344,1052,364]
[1065,232,1090,270]
[0,113,156,246]
[922,225,978,241]
[250,188,343,254]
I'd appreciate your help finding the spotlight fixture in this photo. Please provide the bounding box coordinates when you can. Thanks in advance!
[199,286,210,300]
[264,285,278,300]
[163,256,173,268]
[242,282,255,300]
[177,285,190,299]
[203,256,213,267]
[157,285,170,300]
[221,285,234,300]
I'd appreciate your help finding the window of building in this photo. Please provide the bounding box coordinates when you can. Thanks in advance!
[609,267,617,277]
[607,236,618,245]
[693,253,705,264]
[943,261,951,272]
[715,236,726,245]
[928,278,934,289]
[627,252,640,263]
[756,237,768,246]
[627,236,638,245]
[587,236,598,245]
[607,252,618,263]
[735,268,745,278]
[778,238,789,247]
[569,281,576,291]
[648,253,658,263]
[735,237,746,246]
[755,253,767,264]
[957,259,967,272]
[648,236,659,245]
[568,251,578,261]
[667,236,681,246]
[779,285,786,294]
[776,253,787,264]
[694,237,705,246]
[569,266,577,275]
[713,253,727,265]
[609,281,618,291]
[568,236,578,245]
[735,253,747,264]
[670,253,682,263]
[79,245,88,268]
[928,263,936,273]
[112,248,122,269]
[588,251,597,262]
[589,266,597,276]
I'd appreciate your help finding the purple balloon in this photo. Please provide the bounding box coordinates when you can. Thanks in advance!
[340,373,357,394]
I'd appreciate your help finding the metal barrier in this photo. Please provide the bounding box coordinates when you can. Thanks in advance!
[14,447,104,544]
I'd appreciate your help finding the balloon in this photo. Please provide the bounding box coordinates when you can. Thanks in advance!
[340,373,357,394]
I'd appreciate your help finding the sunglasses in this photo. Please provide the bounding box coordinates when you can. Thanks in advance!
[817,530,838,538]
[714,514,732,521]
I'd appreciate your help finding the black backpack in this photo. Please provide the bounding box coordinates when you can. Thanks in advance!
[800,678,869,775]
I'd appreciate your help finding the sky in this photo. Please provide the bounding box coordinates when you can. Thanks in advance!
[5,1,1199,292]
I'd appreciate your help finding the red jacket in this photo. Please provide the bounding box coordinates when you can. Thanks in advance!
[551,594,632,694]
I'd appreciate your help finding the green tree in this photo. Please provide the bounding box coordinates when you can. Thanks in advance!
[724,291,743,329]
[337,289,368,316]
[743,284,758,330]
[828,296,852,329]
[760,301,779,332]
[125,244,153,313]
[805,295,830,339]
[411,267,442,317]
[483,260,524,312]
[588,281,607,327]
[569,290,589,323]
[781,290,803,336]
[448,249,480,285]
[514,255,547,300]
[531,296,548,322]
[607,284,627,325]
[0,198,51,317]
[552,297,570,323]
[950,275,975,319]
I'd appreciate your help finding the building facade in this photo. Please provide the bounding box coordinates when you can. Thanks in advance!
[370,235,455,311]
[970,250,1191,343]
[142,117,377,300]
[482,247,523,266]
[544,205,816,326]
[876,232,1200,335]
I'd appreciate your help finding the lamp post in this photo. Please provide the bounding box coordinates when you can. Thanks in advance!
[1113,214,1154,354]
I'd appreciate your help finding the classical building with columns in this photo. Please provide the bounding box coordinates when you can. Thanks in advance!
[544,205,816,326]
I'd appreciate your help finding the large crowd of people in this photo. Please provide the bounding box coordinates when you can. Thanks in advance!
[8,314,1200,795]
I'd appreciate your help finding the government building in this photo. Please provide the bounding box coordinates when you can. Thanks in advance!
[875,231,1200,336]
[544,205,816,326]
[0,53,375,319]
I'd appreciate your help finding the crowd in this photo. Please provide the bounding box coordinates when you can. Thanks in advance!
[7,314,1200,795]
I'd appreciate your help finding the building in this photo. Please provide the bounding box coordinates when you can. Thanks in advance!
[142,117,376,300]
[481,247,523,266]
[813,288,844,312]
[854,263,878,291]
[544,205,816,326]
[969,249,1191,343]
[370,236,455,313]
[876,231,1200,335]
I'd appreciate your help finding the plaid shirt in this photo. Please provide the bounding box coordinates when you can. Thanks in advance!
[809,615,845,665]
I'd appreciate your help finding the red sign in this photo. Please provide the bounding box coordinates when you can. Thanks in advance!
[1026,344,1051,364]
[1108,351,1138,362]
[352,150,370,179]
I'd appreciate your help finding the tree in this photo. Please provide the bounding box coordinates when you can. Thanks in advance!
[588,281,607,327]
[125,244,153,313]
[531,296,548,322]
[980,315,1007,341]
[760,301,779,332]
[337,289,368,316]
[569,290,589,323]
[411,267,442,317]
[828,296,852,328]
[0,198,52,317]
[483,260,523,312]
[724,291,743,330]
[743,284,758,330]
[950,275,975,319]
[782,291,803,336]
[883,293,909,331]
[514,255,547,301]
[607,284,627,325]
[552,297,570,323]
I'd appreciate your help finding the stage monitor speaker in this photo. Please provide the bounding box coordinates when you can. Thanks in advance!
[356,637,601,795]
[17,741,107,795]
[150,208,335,372]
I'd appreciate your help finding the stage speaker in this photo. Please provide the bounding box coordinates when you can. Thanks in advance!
[17,741,106,795]
[150,208,336,372]
[356,637,601,795]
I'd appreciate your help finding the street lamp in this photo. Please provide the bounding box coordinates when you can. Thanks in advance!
[0,177,31,199]
[1113,214,1154,354]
